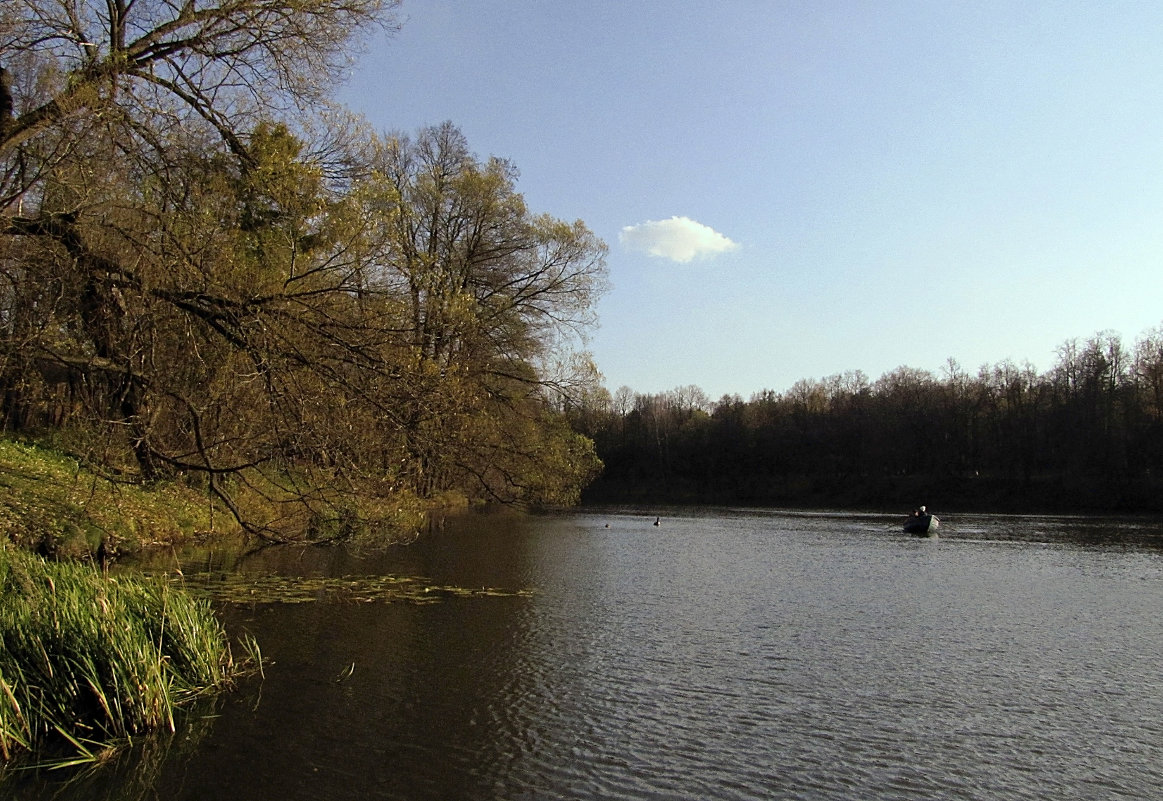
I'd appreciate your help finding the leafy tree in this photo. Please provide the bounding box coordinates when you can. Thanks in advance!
[1,0,399,488]
[579,322,1163,512]
[366,122,608,504]
[0,2,612,539]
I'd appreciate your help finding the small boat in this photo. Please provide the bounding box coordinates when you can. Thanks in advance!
[903,513,939,536]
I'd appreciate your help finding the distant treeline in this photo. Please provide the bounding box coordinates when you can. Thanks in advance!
[570,328,1163,513]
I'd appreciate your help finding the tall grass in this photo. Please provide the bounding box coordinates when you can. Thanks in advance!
[0,548,254,764]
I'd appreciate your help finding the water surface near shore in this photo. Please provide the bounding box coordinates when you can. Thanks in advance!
[8,509,1163,800]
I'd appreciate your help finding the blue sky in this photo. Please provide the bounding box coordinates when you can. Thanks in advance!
[339,1,1163,401]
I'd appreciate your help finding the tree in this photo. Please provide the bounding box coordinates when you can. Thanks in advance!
[1049,332,1130,475]
[0,0,421,540]
[1130,324,1163,475]
[1,0,401,459]
[0,0,395,165]
[365,122,609,503]
[1133,325,1163,420]
[0,4,613,543]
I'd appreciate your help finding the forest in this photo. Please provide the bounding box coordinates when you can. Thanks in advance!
[570,328,1163,513]
[0,0,608,541]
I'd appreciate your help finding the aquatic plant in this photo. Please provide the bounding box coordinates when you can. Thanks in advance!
[0,548,255,764]
[160,570,533,606]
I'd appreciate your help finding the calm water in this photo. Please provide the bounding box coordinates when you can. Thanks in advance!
[7,509,1163,800]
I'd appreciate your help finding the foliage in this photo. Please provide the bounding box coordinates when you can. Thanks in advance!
[0,547,253,763]
[575,326,1163,513]
[365,123,608,505]
[0,1,608,540]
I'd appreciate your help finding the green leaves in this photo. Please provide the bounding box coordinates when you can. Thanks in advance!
[4,22,608,535]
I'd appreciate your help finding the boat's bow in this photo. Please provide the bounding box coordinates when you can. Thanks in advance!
[903,514,939,536]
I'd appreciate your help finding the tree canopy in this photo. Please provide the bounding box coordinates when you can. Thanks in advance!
[1,1,608,542]
[573,326,1163,513]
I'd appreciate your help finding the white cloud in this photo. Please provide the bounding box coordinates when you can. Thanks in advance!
[619,216,739,263]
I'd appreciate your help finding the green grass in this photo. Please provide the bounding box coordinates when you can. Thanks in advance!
[0,439,231,558]
[0,437,430,553]
[0,547,256,764]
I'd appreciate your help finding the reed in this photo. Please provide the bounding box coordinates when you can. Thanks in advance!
[0,547,253,763]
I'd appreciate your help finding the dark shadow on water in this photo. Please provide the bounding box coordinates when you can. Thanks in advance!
[931,512,1163,550]
[0,695,225,801]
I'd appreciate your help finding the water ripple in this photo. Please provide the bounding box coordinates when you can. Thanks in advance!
[474,513,1163,800]
[13,510,1158,801]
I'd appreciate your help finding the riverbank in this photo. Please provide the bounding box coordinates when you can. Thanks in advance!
[0,439,263,764]
[0,438,435,558]
[0,436,449,763]
[0,438,232,559]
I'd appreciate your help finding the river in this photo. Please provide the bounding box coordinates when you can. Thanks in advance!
[6,509,1163,800]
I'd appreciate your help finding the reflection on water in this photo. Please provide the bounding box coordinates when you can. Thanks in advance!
[1,698,222,801]
[4,509,1163,800]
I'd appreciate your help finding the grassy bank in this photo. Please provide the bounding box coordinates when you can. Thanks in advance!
[0,437,433,764]
[0,439,229,559]
[0,547,254,764]
[0,437,433,555]
[0,439,259,764]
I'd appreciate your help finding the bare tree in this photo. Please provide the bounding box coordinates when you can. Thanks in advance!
[0,0,396,159]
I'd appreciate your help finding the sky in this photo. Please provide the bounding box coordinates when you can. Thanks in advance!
[338,1,1163,401]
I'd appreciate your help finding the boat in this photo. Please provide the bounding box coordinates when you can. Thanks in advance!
[903,513,939,536]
